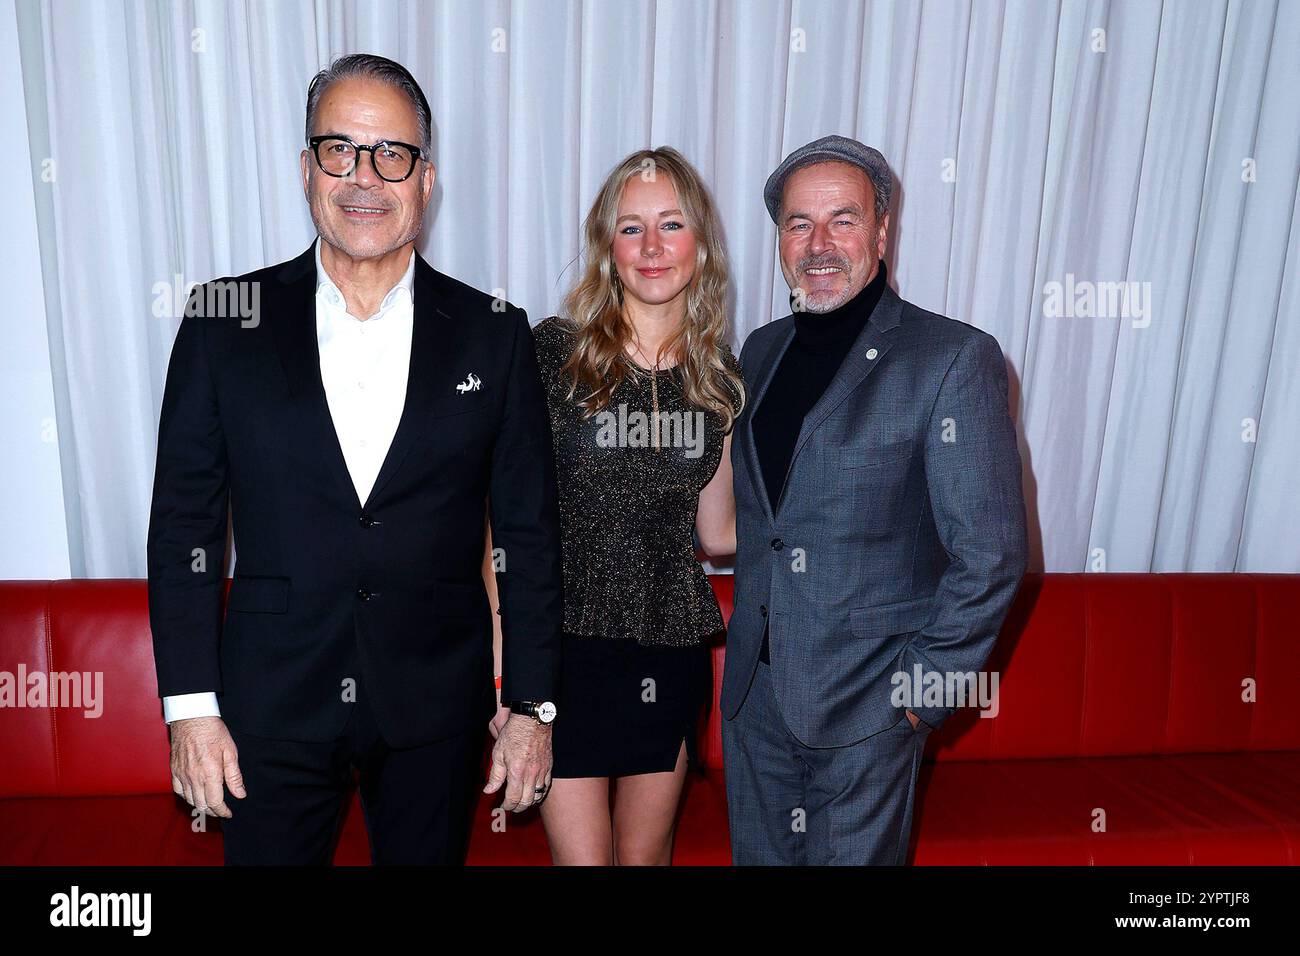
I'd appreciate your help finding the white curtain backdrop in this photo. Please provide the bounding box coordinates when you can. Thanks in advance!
[7,0,1299,579]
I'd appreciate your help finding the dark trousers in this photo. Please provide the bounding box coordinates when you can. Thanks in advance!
[220,683,484,865]
[722,659,931,865]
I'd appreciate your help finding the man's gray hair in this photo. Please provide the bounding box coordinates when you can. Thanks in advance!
[305,53,432,156]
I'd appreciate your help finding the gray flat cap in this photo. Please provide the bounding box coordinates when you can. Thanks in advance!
[764,134,892,223]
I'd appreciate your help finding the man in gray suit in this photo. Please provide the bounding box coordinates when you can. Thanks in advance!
[722,135,1028,865]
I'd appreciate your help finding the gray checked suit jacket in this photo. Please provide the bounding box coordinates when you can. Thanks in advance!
[722,284,1029,748]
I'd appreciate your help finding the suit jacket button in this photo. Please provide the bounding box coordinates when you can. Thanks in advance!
[356,588,371,602]
[759,604,768,617]
[359,514,375,528]
[771,537,784,550]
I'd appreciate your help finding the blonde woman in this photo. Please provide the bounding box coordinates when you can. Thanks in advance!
[486,147,744,864]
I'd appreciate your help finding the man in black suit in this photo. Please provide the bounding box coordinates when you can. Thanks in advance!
[147,54,562,864]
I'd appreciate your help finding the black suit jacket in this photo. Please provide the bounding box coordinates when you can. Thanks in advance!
[146,241,563,747]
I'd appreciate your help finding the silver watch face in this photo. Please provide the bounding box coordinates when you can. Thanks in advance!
[536,701,557,724]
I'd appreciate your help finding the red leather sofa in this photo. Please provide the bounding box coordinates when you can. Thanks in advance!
[2,574,1297,865]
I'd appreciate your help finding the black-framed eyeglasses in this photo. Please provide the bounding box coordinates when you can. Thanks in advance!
[308,135,423,183]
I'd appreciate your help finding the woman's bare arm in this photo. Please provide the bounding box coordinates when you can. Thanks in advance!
[695,432,736,558]
[482,504,510,737]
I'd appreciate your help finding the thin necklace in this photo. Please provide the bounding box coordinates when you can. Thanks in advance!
[629,339,665,451]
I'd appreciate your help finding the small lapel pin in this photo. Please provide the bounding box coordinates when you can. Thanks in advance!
[456,372,481,393]
[865,348,878,360]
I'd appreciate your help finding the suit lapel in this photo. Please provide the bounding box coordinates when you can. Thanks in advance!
[739,321,795,525]
[361,254,443,509]
[784,286,903,490]
[741,284,905,521]
[271,242,364,512]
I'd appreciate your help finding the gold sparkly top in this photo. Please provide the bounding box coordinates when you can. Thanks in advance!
[531,316,740,646]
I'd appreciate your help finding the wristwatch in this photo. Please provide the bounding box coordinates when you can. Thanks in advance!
[506,699,557,724]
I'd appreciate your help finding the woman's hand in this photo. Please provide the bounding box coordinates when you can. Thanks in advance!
[488,687,511,739]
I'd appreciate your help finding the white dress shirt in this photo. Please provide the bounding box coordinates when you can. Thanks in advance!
[162,238,416,724]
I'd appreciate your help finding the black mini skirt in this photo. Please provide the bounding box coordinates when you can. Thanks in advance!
[550,631,713,779]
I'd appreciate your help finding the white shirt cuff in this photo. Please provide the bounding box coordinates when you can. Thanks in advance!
[162,692,221,723]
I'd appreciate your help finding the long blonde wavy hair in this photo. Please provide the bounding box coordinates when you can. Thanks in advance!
[556,147,746,432]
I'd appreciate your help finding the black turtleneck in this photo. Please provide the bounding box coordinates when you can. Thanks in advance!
[751,260,887,664]
[753,259,888,515]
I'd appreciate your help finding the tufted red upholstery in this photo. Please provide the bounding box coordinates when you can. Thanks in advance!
[1,574,1297,864]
